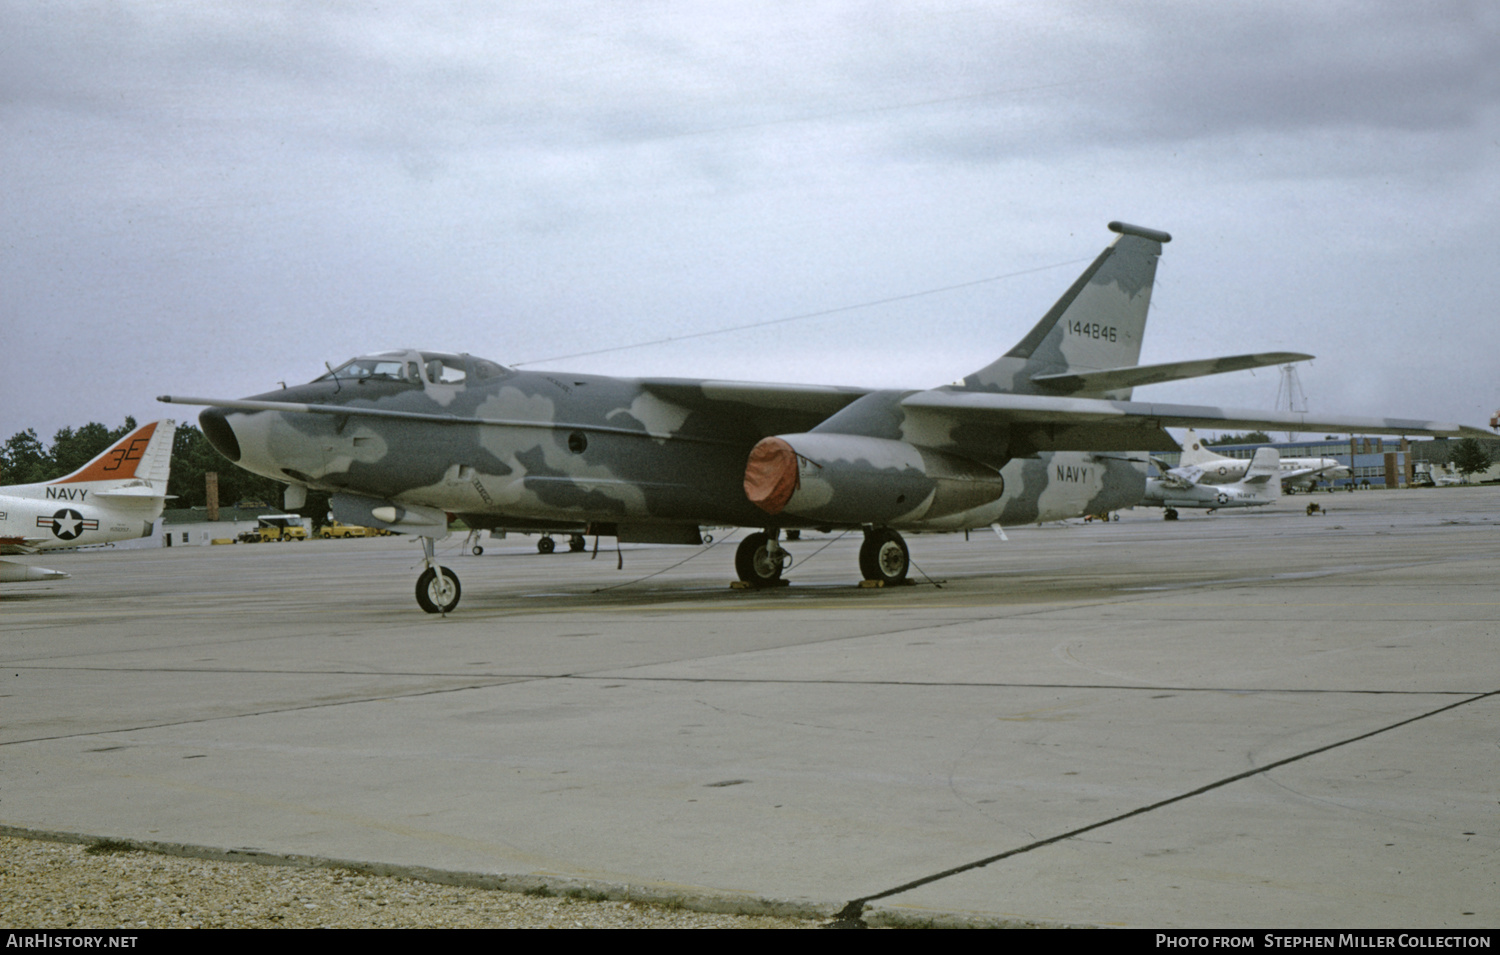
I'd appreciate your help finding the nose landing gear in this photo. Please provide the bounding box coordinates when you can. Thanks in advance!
[415,536,460,614]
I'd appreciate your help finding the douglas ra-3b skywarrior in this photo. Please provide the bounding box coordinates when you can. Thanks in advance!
[159,223,1486,612]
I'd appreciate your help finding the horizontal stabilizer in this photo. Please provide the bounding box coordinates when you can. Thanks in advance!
[93,485,175,502]
[1030,352,1313,395]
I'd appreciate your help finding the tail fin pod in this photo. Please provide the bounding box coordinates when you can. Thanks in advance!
[52,420,177,486]
[960,221,1169,397]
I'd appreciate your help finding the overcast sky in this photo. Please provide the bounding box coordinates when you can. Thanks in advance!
[4,1,1497,445]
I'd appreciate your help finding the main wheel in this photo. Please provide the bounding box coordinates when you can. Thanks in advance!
[569,534,586,553]
[537,536,556,554]
[858,528,909,584]
[416,566,461,614]
[735,532,784,587]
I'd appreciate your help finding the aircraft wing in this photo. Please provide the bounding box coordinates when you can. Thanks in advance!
[901,390,1489,456]
[1165,465,1205,488]
[638,378,870,413]
[1147,458,1203,488]
[1279,465,1323,482]
[1030,352,1313,394]
[638,379,871,435]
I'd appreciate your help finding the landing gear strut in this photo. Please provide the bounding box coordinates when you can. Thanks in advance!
[462,529,484,556]
[859,527,909,584]
[735,530,789,587]
[415,536,460,614]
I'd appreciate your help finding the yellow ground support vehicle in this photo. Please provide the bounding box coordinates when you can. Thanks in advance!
[237,515,309,543]
[319,520,388,539]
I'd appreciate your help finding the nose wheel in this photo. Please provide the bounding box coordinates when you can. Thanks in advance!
[416,566,461,614]
[415,536,461,613]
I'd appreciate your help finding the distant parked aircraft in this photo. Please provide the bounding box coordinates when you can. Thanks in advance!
[1169,429,1349,490]
[1141,446,1281,520]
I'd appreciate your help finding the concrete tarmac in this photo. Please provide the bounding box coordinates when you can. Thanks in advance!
[3,487,1497,928]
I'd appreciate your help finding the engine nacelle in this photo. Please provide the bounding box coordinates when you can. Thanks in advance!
[744,433,1004,526]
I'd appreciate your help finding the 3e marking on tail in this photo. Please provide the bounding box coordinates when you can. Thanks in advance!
[103,437,150,472]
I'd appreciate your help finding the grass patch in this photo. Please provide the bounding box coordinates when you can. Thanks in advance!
[83,839,138,856]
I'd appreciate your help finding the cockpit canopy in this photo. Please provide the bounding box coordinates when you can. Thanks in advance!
[314,351,510,387]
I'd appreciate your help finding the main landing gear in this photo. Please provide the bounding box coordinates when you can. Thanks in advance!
[858,527,910,585]
[732,527,912,588]
[735,531,790,587]
[537,534,587,554]
[415,536,460,614]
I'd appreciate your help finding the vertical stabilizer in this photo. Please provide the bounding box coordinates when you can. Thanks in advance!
[1176,429,1228,468]
[959,221,1169,398]
[1241,447,1282,500]
[51,420,177,487]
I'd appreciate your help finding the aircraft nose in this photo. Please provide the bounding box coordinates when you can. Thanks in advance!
[199,407,242,462]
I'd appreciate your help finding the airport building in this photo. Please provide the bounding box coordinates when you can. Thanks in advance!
[159,506,307,546]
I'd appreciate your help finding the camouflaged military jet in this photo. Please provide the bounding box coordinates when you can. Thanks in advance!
[159,222,1485,612]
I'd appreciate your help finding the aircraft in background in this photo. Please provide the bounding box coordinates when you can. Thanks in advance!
[1141,446,1281,520]
[0,420,178,582]
[160,222,1486,613]
[1168,428,1350,490]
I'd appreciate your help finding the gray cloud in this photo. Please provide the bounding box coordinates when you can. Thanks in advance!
[2,1,1497,442]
